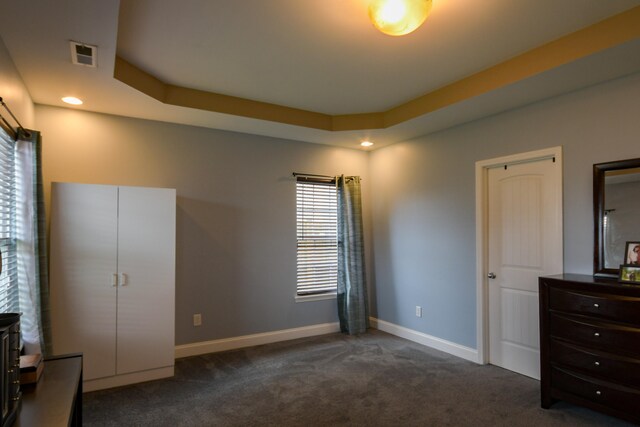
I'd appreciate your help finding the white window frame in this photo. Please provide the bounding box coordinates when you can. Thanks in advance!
[295,177,338,302]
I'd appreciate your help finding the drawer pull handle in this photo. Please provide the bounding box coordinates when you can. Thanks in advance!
[596,390,602,396]
[594,361,600,366]
[594,332,600,337]
[593,303,599,308]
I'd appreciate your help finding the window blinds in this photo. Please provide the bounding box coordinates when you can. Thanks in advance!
[0,128,17,313]
[296,180,337,295]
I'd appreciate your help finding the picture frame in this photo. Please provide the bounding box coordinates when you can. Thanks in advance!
[624,241,640,265]
[618,264,640,284]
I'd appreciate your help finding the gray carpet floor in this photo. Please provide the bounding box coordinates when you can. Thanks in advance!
[83,330,634,426]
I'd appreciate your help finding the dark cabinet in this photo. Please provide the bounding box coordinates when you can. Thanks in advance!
[0,314,20,427]
[16,354,83,427]
[539,274,640,424]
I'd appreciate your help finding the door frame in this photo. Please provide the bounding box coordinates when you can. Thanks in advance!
[475,146,563,364]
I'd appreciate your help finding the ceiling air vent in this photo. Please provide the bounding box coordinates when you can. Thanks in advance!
[70,41,97,68]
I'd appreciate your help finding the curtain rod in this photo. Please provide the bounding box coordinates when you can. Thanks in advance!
[0,113,15,138]
[0,97,30,137]
[292,172,334,179]
[292,172,362,182]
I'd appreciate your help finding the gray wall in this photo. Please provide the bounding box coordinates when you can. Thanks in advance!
[369,72,640,349]
[0,37,34,128]
[35,106,370,345]
[8,29,640,352]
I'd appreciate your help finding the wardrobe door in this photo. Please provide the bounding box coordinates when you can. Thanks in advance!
[116,186,176,374]
[50,183,118,380]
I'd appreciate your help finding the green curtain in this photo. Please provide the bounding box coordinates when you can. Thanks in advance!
[16,129,51,355]
[336,175,368,335]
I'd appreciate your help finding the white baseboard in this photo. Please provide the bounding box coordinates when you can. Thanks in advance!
[175,322,341,359]
[84,366,174,392]
[84,320,477,392]
[174,319,479,364]
[370,317,480,363]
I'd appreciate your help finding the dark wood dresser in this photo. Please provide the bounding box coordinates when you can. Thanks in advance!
[16,354,83,427]
[539,274,640,424]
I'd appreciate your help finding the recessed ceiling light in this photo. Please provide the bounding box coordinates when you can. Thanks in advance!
[62,96,83,105]
[361,141,374,147]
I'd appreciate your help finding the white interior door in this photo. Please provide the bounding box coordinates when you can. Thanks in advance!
[116,186,176,375]
[487,158,562,379]
[50,183,118,380]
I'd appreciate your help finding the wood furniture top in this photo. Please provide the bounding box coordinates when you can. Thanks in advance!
[15,354,82,427]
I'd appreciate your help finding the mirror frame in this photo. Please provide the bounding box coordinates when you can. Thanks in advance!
[594,157,640,277]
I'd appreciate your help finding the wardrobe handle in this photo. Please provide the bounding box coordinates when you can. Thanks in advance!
[120,273,127,287]
[111,273,118,287]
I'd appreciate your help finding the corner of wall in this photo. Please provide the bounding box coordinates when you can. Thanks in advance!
[0,35,35,129]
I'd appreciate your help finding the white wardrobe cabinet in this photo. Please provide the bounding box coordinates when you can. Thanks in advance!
[50,183,176,392]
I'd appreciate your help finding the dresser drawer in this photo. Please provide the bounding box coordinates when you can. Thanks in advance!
[549,287,640,325]
[550,339,640,387]
[551,367,640,418]
[550,313,640,356]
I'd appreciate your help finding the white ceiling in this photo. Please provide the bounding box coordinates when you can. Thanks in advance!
[1,0,639,150]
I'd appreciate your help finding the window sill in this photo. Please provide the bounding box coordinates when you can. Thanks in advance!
[295,292,337,303]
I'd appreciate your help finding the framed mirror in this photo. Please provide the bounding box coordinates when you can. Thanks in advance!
[594,158,640,277]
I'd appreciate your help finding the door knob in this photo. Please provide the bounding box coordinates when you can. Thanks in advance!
[487,272,496,279]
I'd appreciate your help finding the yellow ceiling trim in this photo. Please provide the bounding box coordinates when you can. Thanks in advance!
[114,56,333,130]
[332,112,385,131]
[385,5,640,127]
[114,56,166,102]
[114,6,640,132]
[164,84,333,130]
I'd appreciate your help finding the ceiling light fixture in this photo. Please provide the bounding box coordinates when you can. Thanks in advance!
[62,96,83,105]
[361,141,374,147]
[369,0,432,36]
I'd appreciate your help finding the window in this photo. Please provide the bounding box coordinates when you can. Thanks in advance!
[0,128,18,313]
[296,178,337,296]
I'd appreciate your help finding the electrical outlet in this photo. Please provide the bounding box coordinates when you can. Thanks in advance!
[416,306,422,318]
[193,313,202,326]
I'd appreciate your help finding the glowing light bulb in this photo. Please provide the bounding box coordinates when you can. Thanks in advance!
[62,96,83,105]
[379,0,406,24]
[369,0,432,36]
[361,141,374,147]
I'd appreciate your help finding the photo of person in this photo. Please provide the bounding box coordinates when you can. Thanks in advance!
[619,264,640,284]
[626,242,640,265]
